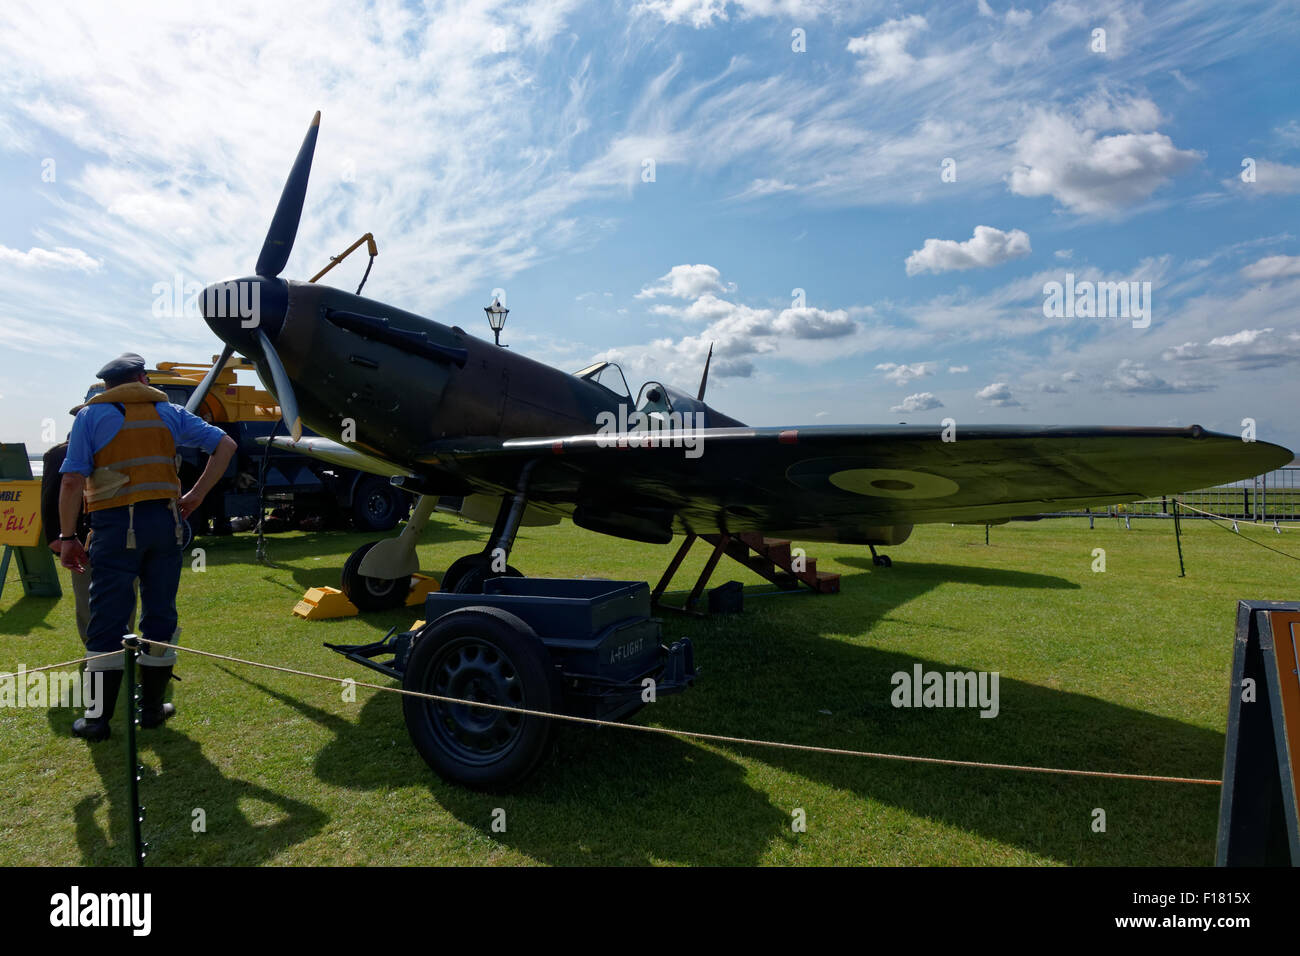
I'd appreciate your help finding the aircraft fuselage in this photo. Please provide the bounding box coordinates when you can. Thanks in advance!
[200,276,720,476]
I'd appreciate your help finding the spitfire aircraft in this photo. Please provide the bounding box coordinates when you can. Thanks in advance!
[185,112,1293,610]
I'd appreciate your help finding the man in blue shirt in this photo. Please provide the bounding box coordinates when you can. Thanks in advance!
[58,353,237,741]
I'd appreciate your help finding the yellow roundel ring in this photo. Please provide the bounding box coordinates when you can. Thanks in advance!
[828,468,959,499]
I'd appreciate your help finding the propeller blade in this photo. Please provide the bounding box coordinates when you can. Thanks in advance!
[186,344,236,415]
[255,328,303,442]
[255,110,321,278]
[697,342,714,402]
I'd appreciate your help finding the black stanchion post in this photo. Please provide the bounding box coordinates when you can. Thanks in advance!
[1172,499,1186,578]
[123,636,146,868]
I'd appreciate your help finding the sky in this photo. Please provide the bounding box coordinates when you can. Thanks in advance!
[1,0,1298,457]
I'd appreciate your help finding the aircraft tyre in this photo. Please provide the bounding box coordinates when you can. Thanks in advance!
[873,554,892,567]
[402,608,556,789]
[340,540,413,611]
[443,554,523,594]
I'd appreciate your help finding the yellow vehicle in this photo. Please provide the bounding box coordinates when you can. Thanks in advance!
[83,355,411,534]
[148,356,281,425]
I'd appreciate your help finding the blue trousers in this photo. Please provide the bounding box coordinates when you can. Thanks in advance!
[85,499,182,668]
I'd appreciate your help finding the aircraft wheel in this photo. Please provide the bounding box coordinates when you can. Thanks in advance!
[402,608,555,789]
[872,553,892,568]
[440,554,482,593]
[340,541,413,611]
[443,554,522,594]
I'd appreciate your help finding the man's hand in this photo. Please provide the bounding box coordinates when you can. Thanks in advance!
[178,490,203,520]
[60,537,88,574]
[49,540,62,555]
[180,434,236,520]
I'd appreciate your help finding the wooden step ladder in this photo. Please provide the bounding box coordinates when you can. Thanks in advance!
[651,532,840,614]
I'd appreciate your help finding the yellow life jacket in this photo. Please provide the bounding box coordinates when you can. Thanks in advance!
[83,383,182,513]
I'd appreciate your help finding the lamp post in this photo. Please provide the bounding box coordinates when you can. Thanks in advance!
[485,298,509,347]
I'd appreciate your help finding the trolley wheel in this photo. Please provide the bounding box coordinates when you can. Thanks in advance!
[402,608,555,789]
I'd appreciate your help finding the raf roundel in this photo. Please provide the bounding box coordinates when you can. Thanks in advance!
[827,468,960,499]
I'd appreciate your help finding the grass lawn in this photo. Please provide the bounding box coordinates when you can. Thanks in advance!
[1,512,1295,866]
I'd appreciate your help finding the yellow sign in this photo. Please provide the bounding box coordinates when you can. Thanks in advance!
[0,480,43,548]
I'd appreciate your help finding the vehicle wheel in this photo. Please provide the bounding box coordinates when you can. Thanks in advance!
[341,541,412,611]
[351,476,407,532]
[402,608,555,789]
[872,553,892,567]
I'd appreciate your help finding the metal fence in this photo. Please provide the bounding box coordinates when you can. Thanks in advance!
[1049,465,1300,522]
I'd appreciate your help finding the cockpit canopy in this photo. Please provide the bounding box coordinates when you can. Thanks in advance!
[572,360,743,429]
[572,361,631,401]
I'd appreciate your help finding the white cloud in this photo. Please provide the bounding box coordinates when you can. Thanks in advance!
[876,361,934,385]
[976,382,1021,406]
[0,245,100,271]
[1007,97,1200,215]
[1162,341,1204,361]
[1077,91,1163,131]
[905,225,1030,276]
[1234,160,1300,196]
[635,0,728,27]
[0,313,96,352]
[637,264,730,300]
[773,307,855,339]
[1054,249,1073,260]
[1103,360,1212,394]
[712,357,755,378]
[635,0,837,28]
[948,364,969,373]
[730,177,798,200]
[846,15,933,85]
[1241,255,1300,281]
[891,391,943,413]
[1209,328,1273,348]
[612,285,863,391]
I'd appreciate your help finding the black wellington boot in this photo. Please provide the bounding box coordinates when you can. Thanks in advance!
[140,665,176,728]
[72,669,124,742]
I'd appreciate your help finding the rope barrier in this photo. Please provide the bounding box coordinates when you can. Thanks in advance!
[1175,501,1300,562]
[1176,500,1292,529]
[1,649,122,676]
[126,637,1222,787]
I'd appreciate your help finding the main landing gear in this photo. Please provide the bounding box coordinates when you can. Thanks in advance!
[341,539,415,611]
[339,465,536,610]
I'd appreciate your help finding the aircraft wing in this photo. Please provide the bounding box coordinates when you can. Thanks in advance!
[415,424,1292,544]
[261,435,416,480]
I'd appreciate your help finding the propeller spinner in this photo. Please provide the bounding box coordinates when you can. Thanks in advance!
[188,111,321,442]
